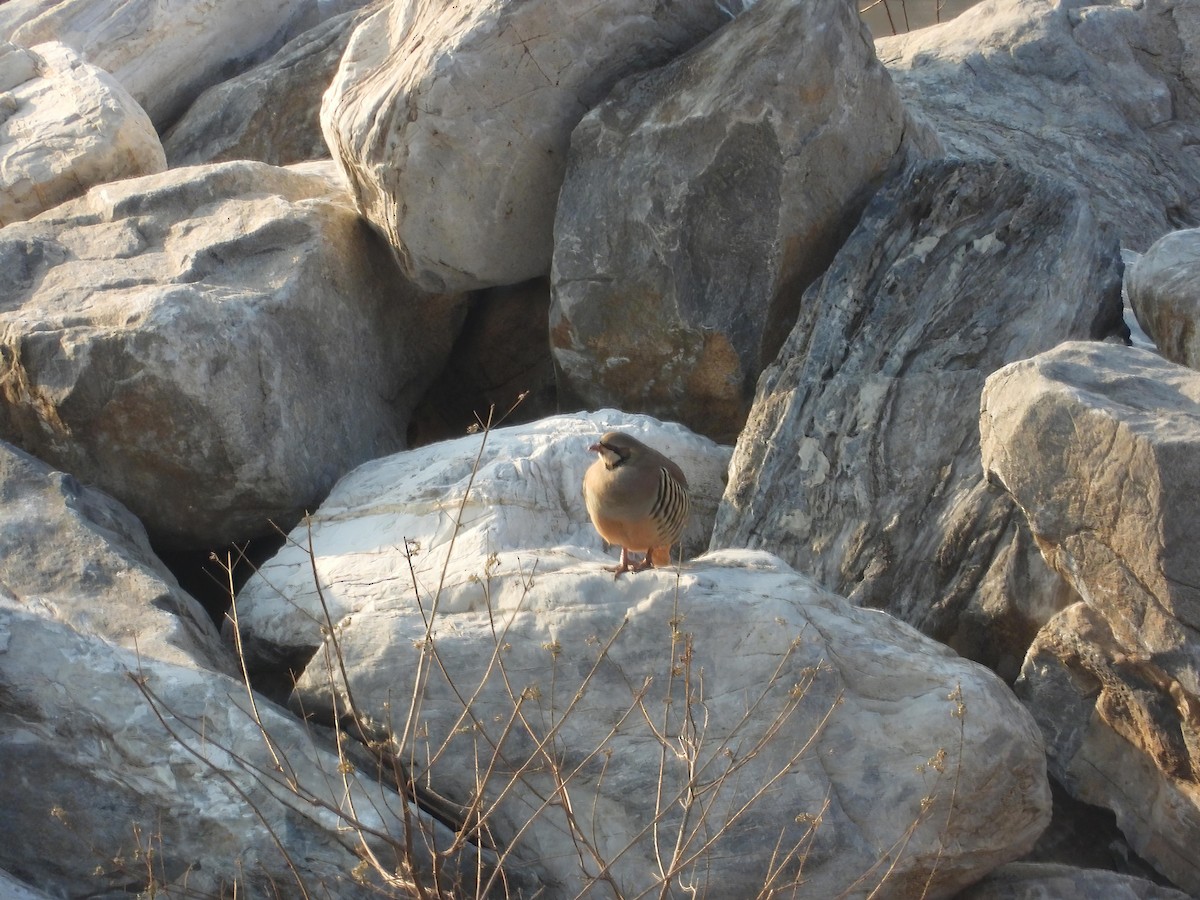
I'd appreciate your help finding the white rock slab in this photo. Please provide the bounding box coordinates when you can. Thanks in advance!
[0,41,164,226]
[234,410,731,659]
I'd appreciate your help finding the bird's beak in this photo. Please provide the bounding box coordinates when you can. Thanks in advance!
[588,442,602,453]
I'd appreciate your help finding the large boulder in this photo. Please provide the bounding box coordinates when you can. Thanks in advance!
[711,158,1123,672]
[0,598,495,898]
[163,9,365,168]
[1125,228,1200,370]
[5,0,316,130]
[233,411,731,662]
[877,0,1200,251]
[550,0,938,443]
[981,340,1200,894]
[0,41,165,226]
[320,0,741,292]
[232,414,1050,899]
[0,160,464,549]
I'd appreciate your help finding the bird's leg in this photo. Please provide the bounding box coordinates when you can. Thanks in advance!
[605,546,637,578]
[632,548,658,572]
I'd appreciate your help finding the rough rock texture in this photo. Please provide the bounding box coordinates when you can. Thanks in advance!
[1017,605,1200,896]
[550,0,939,444]
[0,439,231,673]
[711,159,1123,664]
[5,0,316,130]
[284,548,1049,898]
[981,341,1200,894]
[0,41,165,226]
[1125,228,1200,370]
[0,160,464,549]
[877,0,1200,251]
[321,0,741,292]
[0,599,498,898]
[163,9,365,167]
[958,861,1191,899]
[231,412,1050,898]
[233,411,731,663]
[408,277,559,446]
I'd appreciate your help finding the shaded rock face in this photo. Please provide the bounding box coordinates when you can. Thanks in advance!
[877,0,1200,251]
[4,0,316,130]
[0,439,231,673]
[711,158,1123,654]
[0,160,465,549]
[981,341,1200,894]
[0,41,165,226]
[0,601,494,899]
[1126,228,1200,371]
[320,0,741,293]
[232,414,1049,899]
[958,861,1192,900]
[407,277,560,446]
[163,9,365,168]
[550,0,938,444]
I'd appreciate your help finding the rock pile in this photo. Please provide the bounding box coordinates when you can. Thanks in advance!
[3,0,1200,896]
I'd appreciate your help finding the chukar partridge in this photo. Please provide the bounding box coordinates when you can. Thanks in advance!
[583,431,690,577]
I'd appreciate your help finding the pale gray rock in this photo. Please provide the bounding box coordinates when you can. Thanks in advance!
[877,0,1200,251]
[711,159,1123,666]
[163,9,366,167]
[7,0,316,130]
[0,42,165,226]
[550,0,939,444]
[0,160,465,549]
[958,861,1190,899]
[982,341,1200,893]
[321,0,742,292]
[0,439,231,673]
[233,411,731,663]
[0,599,497,898]
[280,545,1050,898]
[1125,228,1200,370]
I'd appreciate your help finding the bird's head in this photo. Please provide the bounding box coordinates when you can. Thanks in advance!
[589,431,644,470]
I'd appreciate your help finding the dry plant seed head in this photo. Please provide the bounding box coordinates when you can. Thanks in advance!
[583,431,691,578]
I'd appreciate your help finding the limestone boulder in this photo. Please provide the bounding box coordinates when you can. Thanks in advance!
[320,0,741,292]
[877,0,1200,251]
[981,340,1200,893]
[550,0,938,443]
[232,411,731,663]
[0,41,165,226]
[6,0,317,130]
[163,9,365,168]
[1125,228,1200,370]
[0,598,499,898]
[0,160,465,549]
[0,439,231,673]
[711,158,1123,672]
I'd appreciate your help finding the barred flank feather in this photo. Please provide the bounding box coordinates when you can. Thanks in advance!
[650,466,690,546]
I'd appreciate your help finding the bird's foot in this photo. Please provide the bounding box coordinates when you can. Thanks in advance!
[606,547,641,579]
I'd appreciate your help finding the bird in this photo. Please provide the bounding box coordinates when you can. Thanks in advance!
[583,431,690,577]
